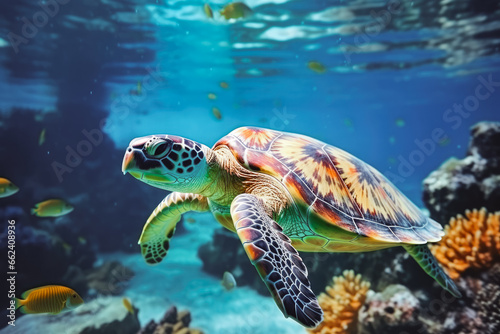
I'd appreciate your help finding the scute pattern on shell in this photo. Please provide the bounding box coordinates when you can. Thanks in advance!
[214,127,444,244]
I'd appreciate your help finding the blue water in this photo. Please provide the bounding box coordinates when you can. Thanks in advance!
[1,0,500,333]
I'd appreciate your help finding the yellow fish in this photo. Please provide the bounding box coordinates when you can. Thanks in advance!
[395,118,405,127]
[137,81,142,95]
[307,61,327,74]
[203,4,213,19]
[31,199,74,217]
[208,93,217,100]
[122,298,134,315]
[15,285,84,314]
[212,107,222,120]
[219,81,229,89]
[221,271,237,291]
[39,128,46,146]
[0,178,19,198]
[220,2,253,20]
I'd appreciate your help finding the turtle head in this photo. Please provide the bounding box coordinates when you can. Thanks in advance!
[122,135,210,192]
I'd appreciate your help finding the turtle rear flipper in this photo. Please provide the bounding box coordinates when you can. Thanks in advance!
[403,244,462,298]
[231,194,323,328]
[139,192,208,265]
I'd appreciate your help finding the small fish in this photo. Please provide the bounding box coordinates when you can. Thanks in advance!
[395,118,405,127]
[343,119,353,127]
[389,136,396,144]
[307,61,327,74]
[208,93,217,100]
[439,136,451,147]
[212,107,222,120]
[220,2,253,20]
[186,217,196,223]
[219,81,229,89]
[78,236,87,245]
[221,271,237,291]
[61,242,72,255]
[388,157,397,164]
[203,4,213,19]
[122,298,134,315]
[15,285,84,315]
[39,128,46,146]
[31,199,74,217]
[0,178,19,198]
[137,81,142,95]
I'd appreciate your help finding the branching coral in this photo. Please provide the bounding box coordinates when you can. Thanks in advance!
[308,270,370,334]
[430,208,500,279]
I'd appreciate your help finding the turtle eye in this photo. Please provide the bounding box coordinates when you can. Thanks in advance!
[147,140,171,158]
[154,143,168,156]
[72,294,77,298]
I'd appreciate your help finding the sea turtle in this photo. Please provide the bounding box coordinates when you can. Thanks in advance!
[121,126,461,328]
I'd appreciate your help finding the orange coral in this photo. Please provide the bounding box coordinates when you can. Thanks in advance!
[308,270,370,334]
[430,208,500,280]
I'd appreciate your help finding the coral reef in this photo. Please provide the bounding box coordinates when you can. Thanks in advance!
[0,296,140,334]
[475,283,500,334]
[430,208,500,279]
[423,122,500,224]
[137,305,203,334]
[307,270,370,334]
[457,272,500,334]
[357,284,421,334]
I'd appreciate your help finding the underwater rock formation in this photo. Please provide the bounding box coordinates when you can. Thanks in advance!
[0,109,165,254]
[136,305,203,334]
[0,296,140,334]
[86,261,135,296]
[308,270,370,334]
[423,122,500,224]
[357,284,421,334]
[430,208,500,279]
[0,214,96,299]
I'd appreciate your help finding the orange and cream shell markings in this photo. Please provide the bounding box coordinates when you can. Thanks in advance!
[213,127,442,244]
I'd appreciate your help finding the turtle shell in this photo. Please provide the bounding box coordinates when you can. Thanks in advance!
[213,127,443,244]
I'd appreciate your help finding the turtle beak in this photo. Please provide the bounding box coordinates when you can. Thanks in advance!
[122,149,136,175]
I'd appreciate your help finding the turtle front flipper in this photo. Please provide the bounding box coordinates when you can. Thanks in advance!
[403,244,462,298]
[230,194,323,328]
[139,192,208,265]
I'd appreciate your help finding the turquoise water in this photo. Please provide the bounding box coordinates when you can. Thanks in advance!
[1,0,500,333]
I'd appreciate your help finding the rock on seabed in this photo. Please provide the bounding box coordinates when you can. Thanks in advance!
[423,121,500,223]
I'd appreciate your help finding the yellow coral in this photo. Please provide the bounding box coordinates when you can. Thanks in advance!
[430,208,500,280]
[308,270,370,334]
